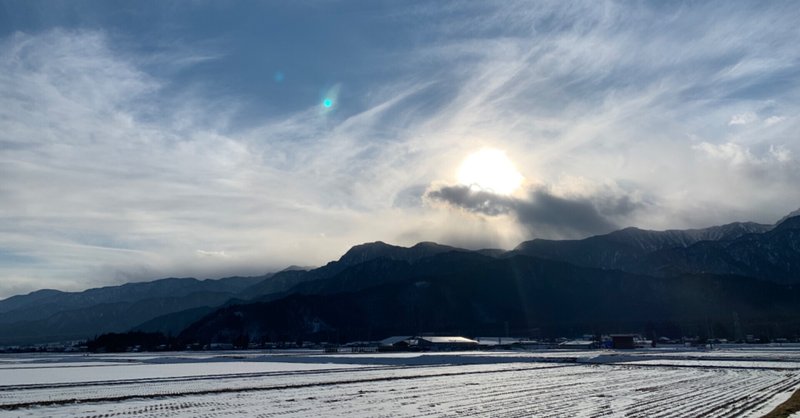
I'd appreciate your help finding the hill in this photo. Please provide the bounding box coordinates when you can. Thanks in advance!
[181,253,800,344]
[4,209,800,346]
[0,275,266,345]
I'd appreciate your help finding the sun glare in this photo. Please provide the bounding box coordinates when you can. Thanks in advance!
[457,148,524,195]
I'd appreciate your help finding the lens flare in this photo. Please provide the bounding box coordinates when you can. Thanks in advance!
[319,84,341,113]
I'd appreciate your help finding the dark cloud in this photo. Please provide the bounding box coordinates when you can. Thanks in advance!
[427,185,643,238]
[426,186,514,216]
[515,190,620,238]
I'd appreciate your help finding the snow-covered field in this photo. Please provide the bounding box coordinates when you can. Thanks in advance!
[2,346,799,417]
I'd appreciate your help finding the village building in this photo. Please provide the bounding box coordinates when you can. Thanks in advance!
[379,336,479,351]
[557,340,598,349]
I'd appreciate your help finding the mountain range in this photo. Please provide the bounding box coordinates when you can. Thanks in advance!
[1,209,799,345]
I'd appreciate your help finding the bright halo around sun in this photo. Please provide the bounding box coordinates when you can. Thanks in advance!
[457,148,524,195]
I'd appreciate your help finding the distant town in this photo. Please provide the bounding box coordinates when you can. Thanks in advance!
[1,332,792,354]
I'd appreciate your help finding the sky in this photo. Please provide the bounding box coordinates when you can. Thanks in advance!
[1,1,799,298]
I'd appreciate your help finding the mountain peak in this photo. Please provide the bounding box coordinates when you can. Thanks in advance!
[606,226,646,238]
[338,241,403,265]
[776,208,800,226]
[775,213,800,230]
[337,241,466,266]
[410,241,456,251]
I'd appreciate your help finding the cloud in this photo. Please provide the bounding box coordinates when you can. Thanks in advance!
[0,30,318,294]
[426,186,514,216]
[765,115,786,126]
[196,250,231,259]
[426,184,643,239]
[3,2,800,297]
[515,190,629,238]
[693,141,793,166]
[729,112,758,125]
[692,142,758,165]
[0,28,521,297]
[770,145,792,163]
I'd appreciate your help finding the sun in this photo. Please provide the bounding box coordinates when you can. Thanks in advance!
[457,148,524,195]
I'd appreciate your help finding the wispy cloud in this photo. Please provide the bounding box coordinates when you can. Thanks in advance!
[1,1,800,297]
[765,116,786,126]
[729,112,758,125]
[693,141,794,166]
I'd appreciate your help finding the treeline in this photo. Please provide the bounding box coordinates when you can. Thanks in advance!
[86,332,177,353]
[86,331,253,352]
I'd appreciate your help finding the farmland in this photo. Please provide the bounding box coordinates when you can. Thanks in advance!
[2,346,800,417]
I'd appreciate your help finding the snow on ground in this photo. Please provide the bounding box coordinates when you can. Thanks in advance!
[0,358,373,386]
[1,347,799,417]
